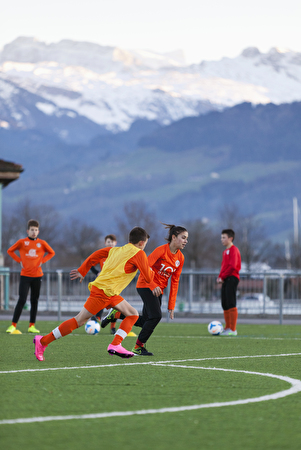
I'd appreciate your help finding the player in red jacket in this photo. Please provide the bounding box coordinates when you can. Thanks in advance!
[101,223,188,355]
[6,219,55,334]
[216,229,241,336]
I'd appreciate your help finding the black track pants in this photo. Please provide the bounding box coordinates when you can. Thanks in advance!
[134,287,163,344]
[221,276,239,311]
[12,276,42,324]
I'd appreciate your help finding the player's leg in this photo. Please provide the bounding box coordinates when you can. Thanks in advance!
[221,282,231,332]
[132,288,162,355]
[221,277,239,336]
[28,277,42,333]
[6,276,31,333]
[107,299,138,358]
[33,306,93,361]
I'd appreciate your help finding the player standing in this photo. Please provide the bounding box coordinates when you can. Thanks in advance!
[216,229,241,336]
[90,234,118,334]
[6,219,55,334]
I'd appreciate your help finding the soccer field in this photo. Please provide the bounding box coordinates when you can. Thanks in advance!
[1,321,301,450]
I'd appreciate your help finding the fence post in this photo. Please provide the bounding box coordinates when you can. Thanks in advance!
[279,273,284,325]
[188,270,193,312]
[57,270,63,321]
[0,267,10,310]
[46,272,50,310]
[263,272,267,315]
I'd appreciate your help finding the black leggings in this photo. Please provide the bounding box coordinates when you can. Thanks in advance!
[221,276,239,311]
[119,288,162,344]
[12,276,42,324]
[135,288,162,344]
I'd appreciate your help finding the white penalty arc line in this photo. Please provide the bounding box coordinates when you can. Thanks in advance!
[1,363,301,425]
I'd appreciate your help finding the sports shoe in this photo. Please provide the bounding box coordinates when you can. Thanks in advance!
[28,325,40,333]
[101,308,117,328]
[228,330,238,336]
[33,335,47,361]
[6,325,16,333]
[107,343,134,358]
[110,327,116,335]
[220,329,237,336]
[132,346,153,356]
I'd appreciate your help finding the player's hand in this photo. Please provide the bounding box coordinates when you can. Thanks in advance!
[168,309,174,319]
[216,277,223,284]
[152,286,162,297]
[70,269,84,283]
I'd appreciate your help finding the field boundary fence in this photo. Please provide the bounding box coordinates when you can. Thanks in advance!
[2,268,301,324]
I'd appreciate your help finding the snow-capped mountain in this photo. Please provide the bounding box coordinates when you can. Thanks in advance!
[0,37,301,141]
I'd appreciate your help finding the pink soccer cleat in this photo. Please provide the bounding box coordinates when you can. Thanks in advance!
[33,335,46,361]
[107,343,134,359]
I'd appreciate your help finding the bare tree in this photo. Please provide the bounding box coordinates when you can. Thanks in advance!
[58,218,102,267]
[115,201,164,252]
[183,219,220,268]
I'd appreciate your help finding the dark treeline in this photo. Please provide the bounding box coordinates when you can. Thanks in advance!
[3,199,297,271]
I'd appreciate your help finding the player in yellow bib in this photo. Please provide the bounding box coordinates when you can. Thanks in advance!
[33,227,154,360]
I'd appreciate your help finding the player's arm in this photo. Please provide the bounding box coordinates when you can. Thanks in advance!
[41,241,55,264]
[76,248,110,278]
[7,241,21,264]
[147,246,165,293]
[129,251,154,284]
[168,257,184,311]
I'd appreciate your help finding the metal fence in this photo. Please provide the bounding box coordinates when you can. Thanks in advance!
[3,269,301,323]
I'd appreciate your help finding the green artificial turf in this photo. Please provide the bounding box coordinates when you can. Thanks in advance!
[1,320,301,450]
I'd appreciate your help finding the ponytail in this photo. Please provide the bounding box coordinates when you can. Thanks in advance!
[162,223,187,243]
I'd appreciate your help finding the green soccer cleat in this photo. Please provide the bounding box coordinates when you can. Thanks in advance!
[28,325,40,333]
[6,325,16,333]
[101,308,117,328]
[132,346,154,356]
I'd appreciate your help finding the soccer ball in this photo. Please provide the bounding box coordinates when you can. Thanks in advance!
[85,320,100,335]
[208,321,223,335]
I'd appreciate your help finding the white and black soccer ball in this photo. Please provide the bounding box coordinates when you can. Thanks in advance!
[85,320,100,335]
[208,321,223,335]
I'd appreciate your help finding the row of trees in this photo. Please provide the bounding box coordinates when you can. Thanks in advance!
[2,199,297,270]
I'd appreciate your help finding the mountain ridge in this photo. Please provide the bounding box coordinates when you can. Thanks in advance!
[1,37,301,138]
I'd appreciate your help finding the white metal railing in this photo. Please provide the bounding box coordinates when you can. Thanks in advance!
[4,269,301,324]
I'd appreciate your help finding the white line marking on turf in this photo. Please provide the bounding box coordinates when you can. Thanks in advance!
[1,353,301,374]
[1,353,301,425]
[1,365,301,425]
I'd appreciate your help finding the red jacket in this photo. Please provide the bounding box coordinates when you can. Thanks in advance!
[219,245,241,280]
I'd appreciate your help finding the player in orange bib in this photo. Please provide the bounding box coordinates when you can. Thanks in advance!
[6,219,55,334]
[33,227,154,361]
[101,223,188,355]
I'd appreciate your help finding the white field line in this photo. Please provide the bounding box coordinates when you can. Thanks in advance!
[1,352,301,375]
[1,354,301,425]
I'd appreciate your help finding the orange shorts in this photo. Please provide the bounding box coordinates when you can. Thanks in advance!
[84,285,124,315]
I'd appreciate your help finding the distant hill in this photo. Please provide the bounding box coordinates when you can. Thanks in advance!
[1,37,301,136]
[2,101,301,243]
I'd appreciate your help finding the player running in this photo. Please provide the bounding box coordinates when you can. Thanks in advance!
[33,227,154,361]
[101,223,188,355]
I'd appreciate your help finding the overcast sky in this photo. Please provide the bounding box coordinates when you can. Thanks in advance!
[0,0,300,64]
